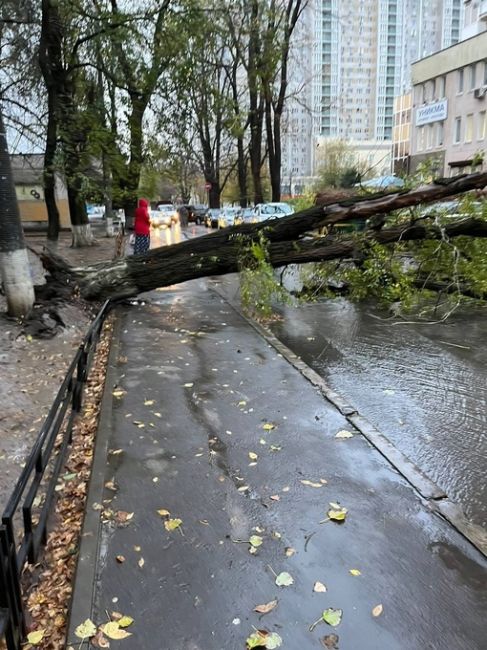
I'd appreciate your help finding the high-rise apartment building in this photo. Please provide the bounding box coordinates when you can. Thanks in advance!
[281,0,464,190]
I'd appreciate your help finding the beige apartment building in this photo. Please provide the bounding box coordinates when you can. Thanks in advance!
[409,24,487,176]
[392,93,412,173]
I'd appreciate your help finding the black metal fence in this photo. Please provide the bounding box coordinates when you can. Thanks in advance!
[0,300,112,649]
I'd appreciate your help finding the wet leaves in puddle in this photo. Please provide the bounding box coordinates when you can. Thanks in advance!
[164,518,183,532]
[322,503,347,523]
[249,535,263,548]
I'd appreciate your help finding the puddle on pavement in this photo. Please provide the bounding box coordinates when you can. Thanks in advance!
[271,299,487,528]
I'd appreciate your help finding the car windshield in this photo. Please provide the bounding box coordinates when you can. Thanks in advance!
[158,205,174,212]
[269,203,293,215]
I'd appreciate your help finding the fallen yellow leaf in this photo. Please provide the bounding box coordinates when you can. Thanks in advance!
[118,616,134,628]
[248,452,258,460]
[27,630,45,645]
[262,423,276,431]
[157,509,170,517]
[74,619,97,640]
[372,604,383,617]
[349,569,361,576]
[301,479,323,488]
[164,518,182,531]
[254,599,278,614]
[101,622,132,640]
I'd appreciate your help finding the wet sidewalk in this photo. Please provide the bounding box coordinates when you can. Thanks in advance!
[68,281,487,650]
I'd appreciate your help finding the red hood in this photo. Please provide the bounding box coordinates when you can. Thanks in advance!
[138,198,149,208]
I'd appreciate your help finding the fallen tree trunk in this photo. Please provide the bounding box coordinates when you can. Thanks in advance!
[39,172,487,301]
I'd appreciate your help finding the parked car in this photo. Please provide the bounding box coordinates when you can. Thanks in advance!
[251,202,295,222]
[188,204,207,224]
[204,208,222,228]
[218,207,240,229]
[234,207,254,225]
[151,205,175,228]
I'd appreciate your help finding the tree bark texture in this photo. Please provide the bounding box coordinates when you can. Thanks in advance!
[39,0,63,242]
[0,110,35,316]
[39,172,487,302]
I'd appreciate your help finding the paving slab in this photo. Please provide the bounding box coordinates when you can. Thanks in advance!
[68,281,487,650]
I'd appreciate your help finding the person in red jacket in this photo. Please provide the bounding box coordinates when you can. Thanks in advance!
[133,198,151,254]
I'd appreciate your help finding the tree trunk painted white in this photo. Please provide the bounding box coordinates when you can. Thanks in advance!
[105,216,114,237]
[71,224,95,248]
[0,249,35,317]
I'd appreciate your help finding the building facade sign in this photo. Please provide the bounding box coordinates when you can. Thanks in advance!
[415,99,448,126]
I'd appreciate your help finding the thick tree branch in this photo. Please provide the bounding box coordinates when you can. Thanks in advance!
[38,171,487,302]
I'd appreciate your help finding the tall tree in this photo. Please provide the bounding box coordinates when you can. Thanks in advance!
[260,0,305,201]
[0,109,35,316]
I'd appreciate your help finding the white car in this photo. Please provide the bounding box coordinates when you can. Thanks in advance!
[151,205,175,228]
[218,207,240,229]
[252,202,294,222]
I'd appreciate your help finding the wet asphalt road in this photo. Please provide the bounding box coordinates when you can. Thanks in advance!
[69,281,487,650]
[269,299,487,529]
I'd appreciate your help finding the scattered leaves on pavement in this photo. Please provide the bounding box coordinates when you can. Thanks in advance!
[335,430,354,439]
[323,503,348,523]
[157,508,171,517]
[91,630,110,648]
[262,423,276,431]
[321,633,339,649]
[75,619,97,640]
[164,518,183,531]
[249,452,258,460]
[249,535,263,548]
[349,569,361,576]
[275,571,294,587]
[254,599,278,614]
[100,621,132,640]
[313,581,327,593]
[372,604,383,617]
[301,480,324,488]
[246,630,282,648]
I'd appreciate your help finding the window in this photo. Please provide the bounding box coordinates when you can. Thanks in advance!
[457,68,464,93]
[465,114,473,142]
[484,61,487,86]
[438,76,446,98]
[479,111,486,140]
[437,121,444,146]
[421,84,427,103]
[427,124,434,149]
[430,79,436,99]
[469,64,477,90]
[417,126,425,151]
[454,117,461,143]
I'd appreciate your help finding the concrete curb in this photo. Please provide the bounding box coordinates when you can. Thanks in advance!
[210,284,487,559]
[65,310,123,648]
